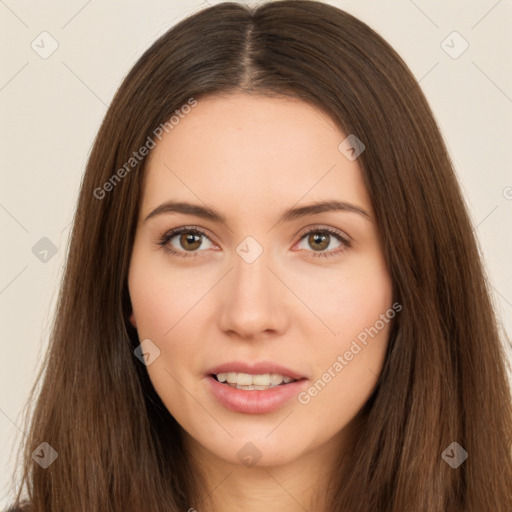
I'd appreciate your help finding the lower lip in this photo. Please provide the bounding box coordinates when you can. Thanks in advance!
[206,375,308,414]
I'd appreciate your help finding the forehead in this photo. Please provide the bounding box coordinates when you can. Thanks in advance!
[141,93,372,219]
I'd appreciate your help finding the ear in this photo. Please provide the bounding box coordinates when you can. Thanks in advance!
[129,311,137,328]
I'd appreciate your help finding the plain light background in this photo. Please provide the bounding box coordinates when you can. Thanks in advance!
[1,0,511,505]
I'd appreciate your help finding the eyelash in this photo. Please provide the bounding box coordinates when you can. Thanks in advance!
[158,225,351,259]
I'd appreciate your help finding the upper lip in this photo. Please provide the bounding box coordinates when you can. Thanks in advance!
[206,361,307,381]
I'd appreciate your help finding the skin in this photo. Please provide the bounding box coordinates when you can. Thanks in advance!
[128,93,394,511]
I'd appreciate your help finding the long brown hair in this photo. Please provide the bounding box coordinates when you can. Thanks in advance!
[9,1,512,510]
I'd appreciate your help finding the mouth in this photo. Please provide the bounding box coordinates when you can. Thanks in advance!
[205,362,308,413]
[210,372,299,391]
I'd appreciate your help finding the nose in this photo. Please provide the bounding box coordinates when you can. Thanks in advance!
[217,249,290,339]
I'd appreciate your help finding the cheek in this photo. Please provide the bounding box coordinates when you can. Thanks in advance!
[303,251,393,345]
[132,285,176,339]
[128,249,205,404]
[128,247,195,339]
[302,253,393,408]
[129,268,196,420]
[302,311,392,434]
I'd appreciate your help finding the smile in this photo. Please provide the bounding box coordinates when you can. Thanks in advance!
[213,372,296,390]
[206,374,307,414]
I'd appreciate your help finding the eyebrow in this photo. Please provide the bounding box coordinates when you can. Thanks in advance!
[144,199,372,225]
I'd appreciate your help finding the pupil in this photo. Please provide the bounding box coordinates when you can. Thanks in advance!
[310,232,328,250]
[181,233,201,250]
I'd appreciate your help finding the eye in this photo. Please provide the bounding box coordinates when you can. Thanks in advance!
[295,227,351,258]
[158,227,215,258]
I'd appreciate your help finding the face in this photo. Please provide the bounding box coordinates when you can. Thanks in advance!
[128,93,394,469]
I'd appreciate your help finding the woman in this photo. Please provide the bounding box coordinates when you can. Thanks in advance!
[8,1,512,510]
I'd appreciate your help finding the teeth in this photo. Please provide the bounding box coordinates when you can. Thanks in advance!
[237,384,255,390]
[214,372,297,388]
[252,374,271,385]
[237,373,253,386]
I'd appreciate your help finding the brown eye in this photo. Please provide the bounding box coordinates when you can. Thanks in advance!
[159,227,214,257]
[179,232,203,251]
[308,232,330,251]
[296,227,350,258]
